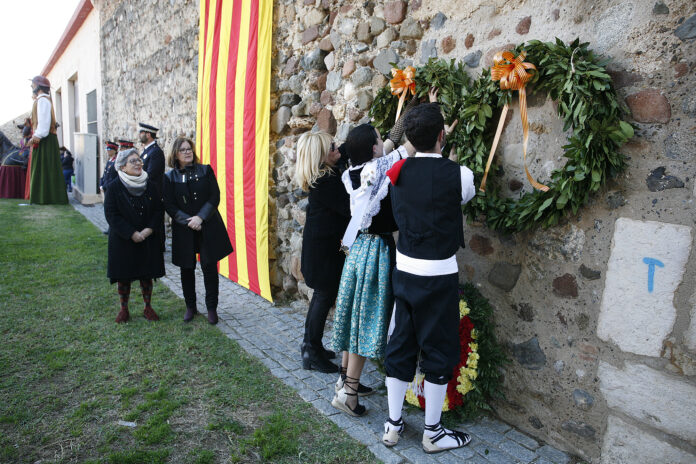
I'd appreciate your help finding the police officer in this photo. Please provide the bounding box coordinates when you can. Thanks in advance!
[118,139,135,152]
[100,141,119,193]
[138,123,165,199]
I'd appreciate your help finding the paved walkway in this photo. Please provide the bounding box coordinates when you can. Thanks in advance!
[70,194,573,464]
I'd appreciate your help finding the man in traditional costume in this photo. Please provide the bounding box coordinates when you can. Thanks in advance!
[138,123,164,199]
[382,103,475,454]
[28,76,67,204]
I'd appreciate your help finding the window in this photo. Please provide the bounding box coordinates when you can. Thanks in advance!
[86,90,97,135]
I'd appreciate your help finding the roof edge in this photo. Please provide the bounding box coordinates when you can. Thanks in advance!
[40,0,94,77]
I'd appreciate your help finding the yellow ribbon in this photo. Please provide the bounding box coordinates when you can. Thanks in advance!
[480,51,549,192]
[389,66,416,124]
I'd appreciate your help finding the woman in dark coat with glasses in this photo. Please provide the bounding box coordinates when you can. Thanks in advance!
[105,148,165,323]
[163,136,233,324]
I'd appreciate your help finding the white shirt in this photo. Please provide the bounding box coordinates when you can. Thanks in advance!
[413,152,476,204]
[34,95,52,139]
[396,152,476,276]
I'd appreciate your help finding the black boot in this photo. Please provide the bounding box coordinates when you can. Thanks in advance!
[300,342,336,360]
[320,347,337,359]
[302,345,339,373]
[184,307,196,322]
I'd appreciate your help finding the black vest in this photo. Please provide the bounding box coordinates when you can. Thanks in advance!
[390,157,464,260]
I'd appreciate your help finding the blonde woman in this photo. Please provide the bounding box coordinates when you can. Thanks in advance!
[294,131,349,373]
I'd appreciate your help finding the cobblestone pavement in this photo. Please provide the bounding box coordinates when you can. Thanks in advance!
[70,194,573,464]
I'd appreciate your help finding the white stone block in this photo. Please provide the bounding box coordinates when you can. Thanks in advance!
[686,298,696,353]
[598,361,696,442]
[601,416,695,464]
[597,218,691,356]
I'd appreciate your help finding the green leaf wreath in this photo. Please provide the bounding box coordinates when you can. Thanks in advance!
[369,38,634,232]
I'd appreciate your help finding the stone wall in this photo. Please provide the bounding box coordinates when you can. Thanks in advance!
[0,112,30,146]
[270,0,696,462]
[93,0,199,163]
[91,0,696,460]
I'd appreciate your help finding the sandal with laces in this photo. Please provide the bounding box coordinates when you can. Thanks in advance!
[335,367,374,396]
[422,422,471,454]
[331,376,367,417]
[382,417,405,447]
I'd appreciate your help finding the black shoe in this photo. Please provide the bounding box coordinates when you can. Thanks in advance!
[300,342,336,360]
[207,309,218,325]
[184,307,196,322]
[302,349,339,373]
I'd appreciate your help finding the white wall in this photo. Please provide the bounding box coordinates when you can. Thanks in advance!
[46,10,102,161]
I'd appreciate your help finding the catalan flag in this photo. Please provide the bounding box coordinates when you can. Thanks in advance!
[196,0,272,301]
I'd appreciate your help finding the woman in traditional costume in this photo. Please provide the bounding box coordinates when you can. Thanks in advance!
[329,123,415,416]
[294,131,350,373]
[28,76,67,204]
[163,137,233,325]
[105,149,165,323]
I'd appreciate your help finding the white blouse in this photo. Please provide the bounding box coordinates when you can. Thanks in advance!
[34,95,52,139]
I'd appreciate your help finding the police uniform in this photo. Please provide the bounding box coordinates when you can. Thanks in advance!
[100,141,119,191]
[138,123,165,199]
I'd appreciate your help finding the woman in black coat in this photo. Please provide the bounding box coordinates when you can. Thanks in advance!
[294,131,350,373]
[105,148,165,323]
[163,136,233,324]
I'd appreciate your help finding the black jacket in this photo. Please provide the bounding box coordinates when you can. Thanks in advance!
[100,158,117,190]
[142,142,165,197]
[164,163,233,268]
[60,151,74,171]
[301,166,350,291]
[104,178,165,283]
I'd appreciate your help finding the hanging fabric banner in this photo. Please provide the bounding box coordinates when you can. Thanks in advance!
[196,0,273,301]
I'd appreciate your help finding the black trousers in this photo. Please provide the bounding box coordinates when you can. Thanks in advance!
[384,269,460,385]
[303,287,338,352]
[180,262,219,311]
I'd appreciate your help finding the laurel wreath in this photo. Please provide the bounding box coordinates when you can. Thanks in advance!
[370,38,634,232]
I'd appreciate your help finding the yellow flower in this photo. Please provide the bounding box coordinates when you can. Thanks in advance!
[467,358,478,370]
[468,352,480,362]
[405,388,419,407]
[469,342,478,352]
[471,329,479,340]
[459,300,470,318]
[456,377,473,395]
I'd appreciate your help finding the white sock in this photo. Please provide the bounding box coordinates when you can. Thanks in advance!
[423,380,447,429]
[385,376,408,422]
[423,380,463,448]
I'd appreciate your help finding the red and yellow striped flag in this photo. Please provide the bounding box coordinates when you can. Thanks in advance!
[196,0,272,301]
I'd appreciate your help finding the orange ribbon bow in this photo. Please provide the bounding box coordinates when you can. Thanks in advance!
[390,66,416,124]
[480,51,549,192]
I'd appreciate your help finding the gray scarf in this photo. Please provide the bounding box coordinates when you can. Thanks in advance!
[117,170,148,196]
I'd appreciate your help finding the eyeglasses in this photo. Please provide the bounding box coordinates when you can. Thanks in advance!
[127,158,143,165]
[179,148,193,153]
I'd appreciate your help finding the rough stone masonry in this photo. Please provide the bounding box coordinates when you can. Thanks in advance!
[96,0,696,462]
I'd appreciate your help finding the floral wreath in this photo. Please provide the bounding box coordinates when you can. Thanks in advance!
[405,283,507,418]
[370,38,634,232]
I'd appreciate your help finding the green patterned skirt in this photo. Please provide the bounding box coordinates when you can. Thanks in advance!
[331,233,394,359]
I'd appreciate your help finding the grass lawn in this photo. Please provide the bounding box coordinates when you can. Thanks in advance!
[0,200,376,463]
